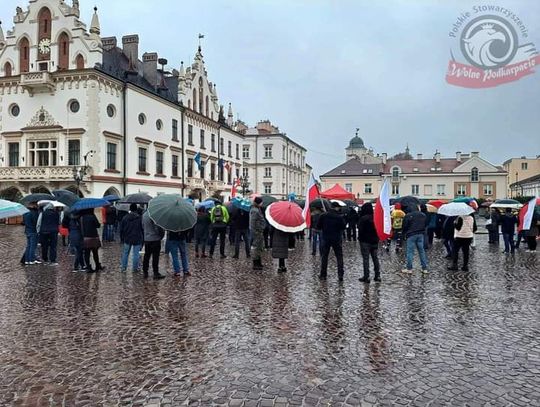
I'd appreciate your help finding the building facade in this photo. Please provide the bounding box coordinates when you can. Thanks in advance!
[321,136,508,201]
[509,174,540,198]
[502,156,540,198]
[0,0,246,201]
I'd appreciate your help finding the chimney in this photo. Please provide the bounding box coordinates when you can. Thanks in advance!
[382,152,387,164]
[122,35,139,63]
[143,52,158,88]
[434,151,441,163]
[456,151,462,162]
[102,36,117,51]
[471,151,479,158]
[417,153,423,160]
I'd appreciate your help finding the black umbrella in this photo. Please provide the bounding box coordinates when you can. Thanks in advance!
[398,196,421,213]
[120,193,153,205]
[52,189,80,207]
[310,198,331,211]
[20,193,55,205]
[294,199,306,209]
[343,199,358,207]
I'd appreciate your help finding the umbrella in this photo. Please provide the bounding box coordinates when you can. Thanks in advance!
[250,193,262,200]
[204,197,222,205]
[52,189,80,207]
[261,195,278,208]
[398,196,421,213]
[20,193,55,205]
[231,197,251,212]
[310,198,331,210]
[116,203,131,212]
[343,199,358,207]
[148,194,197,232]
[0,199,29,220]
[427,199,447,208]
[438,202,475,217]
[490,202,523,210]
[71,198,111,212]
[37,200,67,209]
[103,194,121,202]
[196,200,215,210]
[426,204,438,213]
[120,193,153,205]
[294,199,306,209]
[330,199,347,207]
[265,201,306,233]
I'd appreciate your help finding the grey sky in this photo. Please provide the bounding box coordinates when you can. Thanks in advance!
[3,0,540,177]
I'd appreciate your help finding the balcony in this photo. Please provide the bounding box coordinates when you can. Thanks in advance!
[20,71,56,95]
[0,166,80,181]
[209,180,226,191]
[187,177,205,190]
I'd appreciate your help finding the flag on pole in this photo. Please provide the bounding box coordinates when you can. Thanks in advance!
[302,172,320,228]
[224,161,231,172]
[374,178,392,240]
[518,197,538,232]
[231,178,241,198]
[194,152,202,170]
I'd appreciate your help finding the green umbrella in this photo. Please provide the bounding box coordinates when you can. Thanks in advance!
[148,194,197,232]
[261,195,278,208]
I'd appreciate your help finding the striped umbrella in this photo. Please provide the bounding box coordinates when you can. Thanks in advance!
[0,199,29,220]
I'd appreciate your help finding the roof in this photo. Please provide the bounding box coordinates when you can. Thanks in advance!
[510,172,540,187]
[320,184,355,200]
[321,159,382,177]
[384,158,462,174]
[348,135,365,149]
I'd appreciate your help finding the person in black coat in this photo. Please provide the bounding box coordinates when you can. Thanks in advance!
[80,209,103,272]
[357,203,381,283]
[271,229,290,272]
[37,206,60,265]
[119,203,144,272]
[317,202,347,281]
[346,206,359,241]
[231,208,251,259]
[442,215,457,258]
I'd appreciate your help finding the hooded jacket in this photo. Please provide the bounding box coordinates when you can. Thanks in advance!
[402,210,426,238]
[119,211,144,245]
[142,212,164,242]
[357,203,379,245]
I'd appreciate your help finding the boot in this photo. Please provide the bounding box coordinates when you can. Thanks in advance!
[253,260,263,270]
[373,271,381,282]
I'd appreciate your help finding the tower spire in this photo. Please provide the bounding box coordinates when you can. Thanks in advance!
[0,21,5,46]
[90,6,100,36]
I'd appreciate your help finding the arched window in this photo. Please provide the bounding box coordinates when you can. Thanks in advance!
[392,166,400,178]
[192,88,197,112]
[4,62,12,77]
[58,32,70,70]
[19,37,30,73]
[188,100,191,109]
[75,54,85,70]
[198,77,204,114]
[471,167,479,182]
[205,95,209,117]
[38,7,52,61]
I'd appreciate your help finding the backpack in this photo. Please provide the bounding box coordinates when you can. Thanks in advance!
[213,205,224,223]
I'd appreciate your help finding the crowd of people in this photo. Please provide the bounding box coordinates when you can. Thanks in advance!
[19,197,539,282]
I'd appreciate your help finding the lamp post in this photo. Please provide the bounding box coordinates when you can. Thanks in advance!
[72,150,95,197]
[240,175,250,196]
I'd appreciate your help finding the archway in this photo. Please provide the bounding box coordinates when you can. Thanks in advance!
[65,185,85,198]
[30,185,52,194]
[103,187,121,197]
[0,187,23,202]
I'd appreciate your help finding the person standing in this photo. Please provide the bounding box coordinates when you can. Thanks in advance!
[487,208,500,244]
[22,203,40,265]
[103,204,118,242]
[80,208,103,272]
[524,214,539,252]
[166,230,190,276]
[346,206,359,241]
[500,208,518,254]
[317,201,347,281]
[194,207,211,258]
[401,206,428,274]
[250,197,266,270]
[442,215,457,258]
[66,211,85,272]
[310,208,323,256]
[232,208,251,259]
[208,201,230,259]
[272,229,289,272]
[389,203,405,252]
[119,203,144,273]
[142,212,165,279]
[36,204,60,266]
[448,213,477,271]
[357,203,381,283]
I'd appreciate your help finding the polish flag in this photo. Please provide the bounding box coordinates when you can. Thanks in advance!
[518,197,538,232]
[302,172,320,228]
[231,178,241,198]
[374,178,392,240]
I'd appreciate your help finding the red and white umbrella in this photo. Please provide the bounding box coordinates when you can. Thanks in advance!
[265,201,306,233]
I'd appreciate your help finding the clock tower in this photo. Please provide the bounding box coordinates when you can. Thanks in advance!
[37,6,52,68]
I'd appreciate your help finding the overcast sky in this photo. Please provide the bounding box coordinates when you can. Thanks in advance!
[3,0,540,176]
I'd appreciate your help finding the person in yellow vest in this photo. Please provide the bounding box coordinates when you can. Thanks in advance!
[388,203,405,252]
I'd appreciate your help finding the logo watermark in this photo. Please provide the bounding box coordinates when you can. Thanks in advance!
[446,5,539,88]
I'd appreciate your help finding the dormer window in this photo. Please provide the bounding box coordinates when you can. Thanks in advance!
[391,166,400,178]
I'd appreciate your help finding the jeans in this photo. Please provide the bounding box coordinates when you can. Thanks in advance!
[311,230,321,255]
[234,229,250,257]
[40,233,58,263]
[195,237,207,255]
[102,224,115,242]
[406,234,428,270]
[24,233,38,263]
[73,242,85,269]
[122,243,142,271]
[503,233,515,253]
[452,237,472,268]
[443,238,454,257]
[143,241,161,275]
[209,227,227,256]
[320,238,344,278]
[360,242,380,278]
[166,239,189,274]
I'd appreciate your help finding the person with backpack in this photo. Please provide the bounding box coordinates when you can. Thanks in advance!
[119,203,144,272]
[142,211,165,279]
[208,201,230,259]
[194,207,211,258]
[357,202,381,283]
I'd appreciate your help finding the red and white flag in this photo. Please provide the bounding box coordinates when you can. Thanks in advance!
[374,178,392,240]
[302,172,320,228]
[231,178,241,198]
[518,197,538,232]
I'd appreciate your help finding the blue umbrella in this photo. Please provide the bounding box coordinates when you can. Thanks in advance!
[103,194,121,202]
[197,200,215,210]
[71,198,110,212]
[0,199,29,220]
[232,197,251,212]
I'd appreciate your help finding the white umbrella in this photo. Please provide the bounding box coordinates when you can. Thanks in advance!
[37,200,67,208]
[490,203,523,210]
[330,199,347,207]
[438,202,475,217]
[0,199,29,220]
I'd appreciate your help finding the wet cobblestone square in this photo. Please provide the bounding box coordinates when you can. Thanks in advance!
[0,226,539,406]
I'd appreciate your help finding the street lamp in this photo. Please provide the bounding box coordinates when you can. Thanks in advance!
[72,150,95,196]
[240,175,250,196]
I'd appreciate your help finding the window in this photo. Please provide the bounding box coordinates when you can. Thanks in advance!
[364,183,372,194]
[219,139,224,155]
[4,62,12,77]
[471,167,479,182]
[392,184,400,195]
[106,143,117,170]
[218,165,224,181]
[242,167,249,178]
[200,163,205,179]
[138,147,147,173]
[75,54,85,70]
[200,129,205,149]
[138,113,146,125]
[107,104,116,118]
[227,169,232,184]
[521,162,528,170]
[264,167,272,178]
[228,141,232,157]
[188,125,193,145]
[19,37,30,73]
[9,104,20,117]
[172,154,178,177]
[242,146,250,159]
[437,184,445,196]
[264,184,272,194]
[264,145,273,159]
[392,167,400,178]
[58,32,70,70]
[187,158,194,177]
[28,141,57,167]
[456,184,467,196]
[210,163,216,180]
[411,184,420,195]
[8,143,19,167]
[156,151,164,175]
[172,119,178,141]
[483,184,493,196]
[69,100,80,113]
[68,140,80,166]
[156,120,163,131]
[211,134,216,152]
[236,144,240,159]
[345,183,353,193]
[424,185,433,196]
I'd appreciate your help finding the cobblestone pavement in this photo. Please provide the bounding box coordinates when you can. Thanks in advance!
[0,226,539,406]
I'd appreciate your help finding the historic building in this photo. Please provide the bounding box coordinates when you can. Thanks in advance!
[321,135,508,201]
[502,156,540,198]
[0,0,246,201]
[238,120,310,199]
